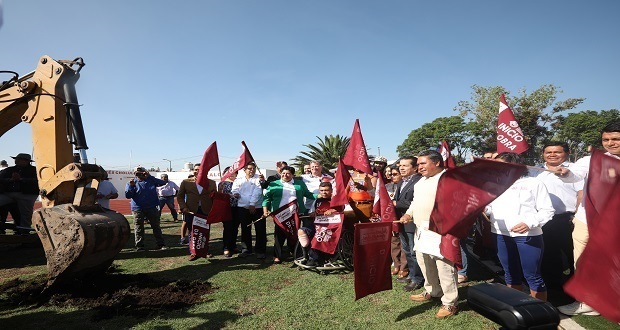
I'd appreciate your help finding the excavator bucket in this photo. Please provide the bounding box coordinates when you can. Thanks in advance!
[32,205,130,286]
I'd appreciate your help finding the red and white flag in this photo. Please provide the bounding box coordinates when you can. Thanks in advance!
[354,222,392,300]
[311,212,344,255]
[564,149,620,323]
[271,199,300,239]
[429,158,527,268]
[372,174,396,223]
[438,140,457,169]
[497,94,529,154]
[343,119,372,175]
[189,214,211,259]
[331,158,352,208]
[221,141,255,182]
[429,158,526,239]
[196,141,219,189]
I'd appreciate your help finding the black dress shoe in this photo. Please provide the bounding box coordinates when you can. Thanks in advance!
[396,277,411,284]
[403,281,423,292]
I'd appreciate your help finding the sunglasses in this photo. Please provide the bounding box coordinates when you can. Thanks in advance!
[391,172,400,176]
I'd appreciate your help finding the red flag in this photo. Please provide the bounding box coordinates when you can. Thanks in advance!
[372,174,396,222]
[189,214,211,259]
[438,140,457,169]
[271,199,300,239]
[429,158,526,239]
[564,150,620,323]
[221,141,255,182]
[343,119,372,174]
[331,158,351,207]
[440,234,463,269]
[196,141,219,189]
[354,222,392,300]
[206,192,232,224]
[497,94,529,154]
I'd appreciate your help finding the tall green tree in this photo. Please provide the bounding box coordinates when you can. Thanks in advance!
[553,109,620,161]
[292,135,350,173]
[397,116,469,163]
[455,84,584,163]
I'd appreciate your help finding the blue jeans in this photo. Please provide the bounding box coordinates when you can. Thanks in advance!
[133,206,165,248]
[399,231,424,285]
[495,234,546,292]
[458,239,468,276]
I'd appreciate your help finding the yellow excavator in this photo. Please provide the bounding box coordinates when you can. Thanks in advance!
[0,55,130,286]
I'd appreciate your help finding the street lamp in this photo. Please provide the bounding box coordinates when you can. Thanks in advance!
[163,159,171,172]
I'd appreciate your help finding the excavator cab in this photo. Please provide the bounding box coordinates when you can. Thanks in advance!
[0,56,130,286]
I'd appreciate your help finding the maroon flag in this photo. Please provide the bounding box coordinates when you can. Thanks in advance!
[429,158,526,239]
[372,174,396,222]
[271,199,300,239]
[331,158,351,208]
[196,141,219,189]
[438,140,457,169]
[497,94,529,154]
[221,141,255,182]
[564,150,620,323]
[343,119,372,174]
[354,221,392,300]
[189,214,211,259]
[440,234,463,269]
[311,212,344,255]
[206,192,232,224]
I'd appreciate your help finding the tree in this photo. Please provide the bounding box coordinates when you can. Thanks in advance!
[455,84,584,164]
[291,135,350,173]
[397,116,470,163]
[553,109,620,161]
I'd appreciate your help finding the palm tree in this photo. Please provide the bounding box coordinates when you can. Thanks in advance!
[291,135,350,173]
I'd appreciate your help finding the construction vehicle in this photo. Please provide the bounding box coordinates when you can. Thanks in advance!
[0,56,130,286]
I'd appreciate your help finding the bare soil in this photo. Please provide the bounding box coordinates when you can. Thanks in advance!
[0,266,213,321]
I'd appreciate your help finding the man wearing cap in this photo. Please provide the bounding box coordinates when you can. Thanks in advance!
[157,174,180,222]
[125,167,168,251]
[95,172,118,209]
[0,153,39,232]
[371,156,389,190]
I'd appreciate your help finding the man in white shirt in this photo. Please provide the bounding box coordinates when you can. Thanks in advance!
[400,150,458,319]
[534,142,583,290]
[96,174,118,209]
[301,160,332,213]
[157,174,180,222]
[232,163,267,259]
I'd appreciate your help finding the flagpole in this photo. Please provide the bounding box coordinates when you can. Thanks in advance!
[255,164,264,177]
[247,215,266,227]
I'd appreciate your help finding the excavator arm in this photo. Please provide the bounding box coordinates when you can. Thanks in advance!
[0,56,130,286]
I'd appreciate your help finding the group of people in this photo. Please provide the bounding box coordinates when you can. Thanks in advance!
[114,119,620,321]
[379,120,620,319]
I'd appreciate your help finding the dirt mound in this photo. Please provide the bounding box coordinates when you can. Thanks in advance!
[0,271,213,321]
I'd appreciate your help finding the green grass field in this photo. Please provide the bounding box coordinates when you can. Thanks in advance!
[0,214,618,329]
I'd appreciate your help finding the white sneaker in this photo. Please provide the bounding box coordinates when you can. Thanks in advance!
[557,301,600,316]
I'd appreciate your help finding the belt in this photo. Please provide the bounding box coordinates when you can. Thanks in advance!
[161,196,175,198]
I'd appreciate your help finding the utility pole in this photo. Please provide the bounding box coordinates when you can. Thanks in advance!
[163,158,172,172]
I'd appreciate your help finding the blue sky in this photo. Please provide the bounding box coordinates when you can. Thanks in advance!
[1,0,618,172]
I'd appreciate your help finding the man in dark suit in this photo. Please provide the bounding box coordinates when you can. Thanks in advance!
[260,161,287,189]
[394,156,425,291]
[177,163,217,247]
